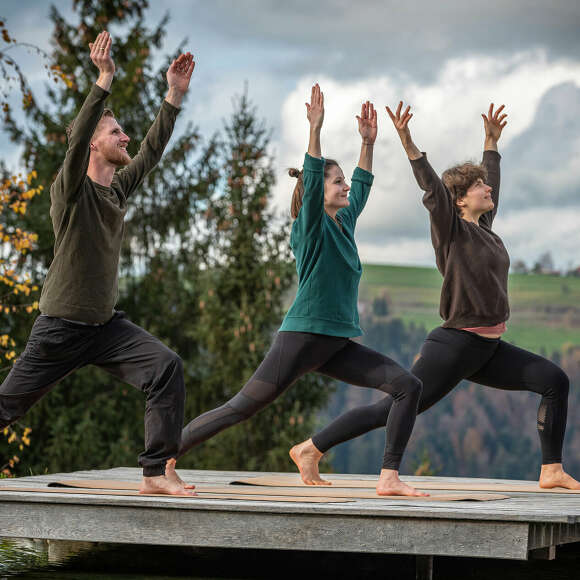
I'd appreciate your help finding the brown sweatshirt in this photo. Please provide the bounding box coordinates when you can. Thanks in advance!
[39,84,179,324]
[410,150,510,328]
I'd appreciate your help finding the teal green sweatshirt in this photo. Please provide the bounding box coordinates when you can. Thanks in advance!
[279,153,373,337]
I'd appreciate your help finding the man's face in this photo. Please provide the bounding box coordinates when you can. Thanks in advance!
[91,116,131,167]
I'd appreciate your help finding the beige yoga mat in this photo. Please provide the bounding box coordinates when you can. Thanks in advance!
[50,480,508,502]
[232,475,580,494]
[0,486,351,503]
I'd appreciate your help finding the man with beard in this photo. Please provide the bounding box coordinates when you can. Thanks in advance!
[0,31,196,496]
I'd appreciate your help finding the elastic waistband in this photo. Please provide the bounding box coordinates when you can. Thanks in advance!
[430,326,501,346]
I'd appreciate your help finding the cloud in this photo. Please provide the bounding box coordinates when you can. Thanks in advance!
[274,50,580,268]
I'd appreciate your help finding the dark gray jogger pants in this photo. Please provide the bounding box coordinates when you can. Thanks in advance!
[0,312,185,476]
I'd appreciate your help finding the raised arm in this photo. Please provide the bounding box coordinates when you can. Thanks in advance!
[306,83,323,158]
[480,103,506,226]
[356,101,377,171]
[342,101,377,222]
[57,31,114,203]
[386,101,422,161]
[115,52,195,198]
[293,85,325,238]
[387,101,455,250]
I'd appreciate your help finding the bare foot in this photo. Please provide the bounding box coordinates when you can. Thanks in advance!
[376,469,429,497]
[165,458,196,490]
[289,439,331,485]
[539,463,580,490]
[139,474,197,496]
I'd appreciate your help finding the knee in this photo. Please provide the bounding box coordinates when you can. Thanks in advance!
[394,373,423,402]
[546,366,569,399]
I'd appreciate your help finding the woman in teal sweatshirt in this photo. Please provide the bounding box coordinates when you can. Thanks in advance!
[176,84,425,496]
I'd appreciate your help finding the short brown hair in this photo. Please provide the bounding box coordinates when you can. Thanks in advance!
[66,108,115,141]
[289,158,339,219]
[442,162,487,213]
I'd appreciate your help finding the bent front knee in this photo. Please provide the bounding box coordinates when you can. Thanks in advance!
[390,374,423,403]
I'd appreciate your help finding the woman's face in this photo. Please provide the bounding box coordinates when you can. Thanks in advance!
[324,165,350,211]
[457,178,493,215]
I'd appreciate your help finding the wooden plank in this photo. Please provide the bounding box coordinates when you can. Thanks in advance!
[0,500,532,559]
[232,475,580,494]
[49,480,509,502]
[0,487,350,504]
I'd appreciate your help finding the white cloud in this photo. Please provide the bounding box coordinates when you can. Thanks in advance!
[274,50,580,268]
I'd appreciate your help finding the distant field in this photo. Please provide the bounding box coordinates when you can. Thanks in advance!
[360,264,580,353]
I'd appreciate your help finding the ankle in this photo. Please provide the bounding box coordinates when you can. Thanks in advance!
[541,463,563,475]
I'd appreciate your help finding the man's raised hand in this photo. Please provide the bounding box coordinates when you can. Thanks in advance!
[90,31,115,91]
[165,52,195,107]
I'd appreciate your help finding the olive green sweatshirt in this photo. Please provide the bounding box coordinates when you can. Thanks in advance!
[410,150,510,329]
[279,153,374,337]
[39,84,179,324]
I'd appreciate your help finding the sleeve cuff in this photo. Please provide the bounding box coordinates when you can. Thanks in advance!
[409,152,429,169]
[91,84,111,98]
[483,149,501,160]
[352,166,374,185]
[162,99,181,114]
[303,153,324,172]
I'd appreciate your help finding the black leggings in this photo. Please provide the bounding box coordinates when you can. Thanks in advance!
[178,331,422,469]
[312,327,569,465]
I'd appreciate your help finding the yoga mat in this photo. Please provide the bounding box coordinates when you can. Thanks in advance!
[0,486,350,503]
[232,475,580,494]
[49,480,508,502]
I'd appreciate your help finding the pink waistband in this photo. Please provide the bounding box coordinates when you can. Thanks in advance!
[460,322,507,336]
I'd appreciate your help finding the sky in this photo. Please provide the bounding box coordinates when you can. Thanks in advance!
[3,0,580,269]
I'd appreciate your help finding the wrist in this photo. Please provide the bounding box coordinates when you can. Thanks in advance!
[165,86,185,107]
[361,141,374,146]
[96,72,114,91]
[484,136,498,151]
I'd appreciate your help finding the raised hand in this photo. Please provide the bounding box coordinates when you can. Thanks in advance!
[306,83,324,131]
[356,101,377,145]
[386,101,413,137]
[386,101,422,160]
[166,52,196,95]
[482,103,507,143]
[90,31,115,90]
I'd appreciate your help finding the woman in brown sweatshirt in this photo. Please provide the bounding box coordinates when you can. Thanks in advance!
[290,102,580,491]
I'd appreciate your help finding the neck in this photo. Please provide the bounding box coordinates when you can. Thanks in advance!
[87,155,116,187]
[460,209,485,225]
[325,206,339,220]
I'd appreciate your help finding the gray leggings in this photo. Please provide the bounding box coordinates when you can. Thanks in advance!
[178,331,422,470]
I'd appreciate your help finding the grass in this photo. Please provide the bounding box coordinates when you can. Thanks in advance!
[360,264,580,353]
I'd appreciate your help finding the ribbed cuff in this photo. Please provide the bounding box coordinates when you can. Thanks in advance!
[143,463,166,477]
[304,153,324,172]
[382,452,403,471]
[352,166,374,185]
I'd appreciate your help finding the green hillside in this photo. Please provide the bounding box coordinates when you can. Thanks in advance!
[360,264,580,353]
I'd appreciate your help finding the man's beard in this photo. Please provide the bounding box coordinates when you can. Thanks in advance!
[104,146,132,167]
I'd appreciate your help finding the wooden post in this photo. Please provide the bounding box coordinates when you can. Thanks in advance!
[416,555,433,580]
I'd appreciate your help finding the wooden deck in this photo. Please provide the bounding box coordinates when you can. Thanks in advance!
[1,468,580,578]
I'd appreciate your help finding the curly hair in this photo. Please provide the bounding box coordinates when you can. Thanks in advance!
[442,162,488,214]
[289,158,339,219]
